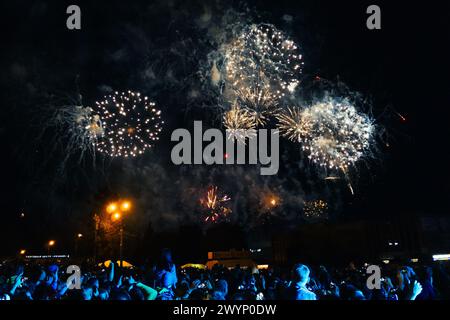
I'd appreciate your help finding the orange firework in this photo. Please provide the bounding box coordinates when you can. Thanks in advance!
[200,186,232,223]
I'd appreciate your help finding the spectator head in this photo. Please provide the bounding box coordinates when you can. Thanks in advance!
[352,290,366,300]
[397,265,416,289]
[232,291,256,300]
[251,266,259,275]
[86,277,99,289]
[0,293,11,300]
[292,264,311,286]
[161,248,173,263]
[129,287,145,300]
[47,264,58,274]
[232,292,246,300]
[215,279,228,297]
[341,284,366,300]
[210,291,226,300]
[81,287,93,300]
[174,280,190,298]
[245,274,256,286]
[159,248,174,272]
[98,288,109,300]
[110,290,131,300]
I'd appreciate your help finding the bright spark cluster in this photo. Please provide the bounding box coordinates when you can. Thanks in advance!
[200,186,232,223]
[303,200,328,220]
[277,100,374,171]
[223,104,256,142]
[276,106,303,141]
[223,23,303,125]
[259,192,281,215]
[94,91,164,158]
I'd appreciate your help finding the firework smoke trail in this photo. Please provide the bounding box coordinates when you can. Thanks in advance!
[200,186,232,223]
[39,93,104,172]
[55,105,103,161]
[324,176,341,181]
[94,90,164,158]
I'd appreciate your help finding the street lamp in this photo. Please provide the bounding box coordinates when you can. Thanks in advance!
[107,199,132,268]
[47,240,55,256]
[20,249,26,255]
[121,201,131,211]
[106,202,118,214]
[112,212,121,221]
[75,234,83,257]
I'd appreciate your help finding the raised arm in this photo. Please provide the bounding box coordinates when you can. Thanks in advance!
[136,282,158,300]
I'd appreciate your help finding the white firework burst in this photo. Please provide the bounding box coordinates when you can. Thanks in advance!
[94,90,164,158]
[277,100,375,171]
[221,23,303,124]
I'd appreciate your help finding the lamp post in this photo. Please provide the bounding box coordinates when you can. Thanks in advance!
[75,233,83,257]
[107,200,132,269]
[93,214,100,263]
[47,240,55,256]
[119,223,124,268]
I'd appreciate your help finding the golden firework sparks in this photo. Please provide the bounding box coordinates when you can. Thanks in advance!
[303,200,329,220]
[200,186,232,223]
[223,104,256,142]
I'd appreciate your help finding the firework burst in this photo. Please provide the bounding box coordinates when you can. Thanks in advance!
[200,186,232,223]
[223,104,256,142]
[276,107,304,142]
[303,199,328,221]
[234,85,280,126]
[258,191,282,218]
[221,23,303,124]
[95,91,164,158]
[277,100,374,171]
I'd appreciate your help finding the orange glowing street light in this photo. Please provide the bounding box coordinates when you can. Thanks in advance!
[107,199,132,220]
[106,202,118,214]
[105,199,133,268]
[112,212,121,221]
[47,240,55,256]
[121,201,131,211]
[75,234,83,257]
[20,249,26,255]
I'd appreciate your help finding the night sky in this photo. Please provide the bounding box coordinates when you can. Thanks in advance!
[1,0,449,256]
